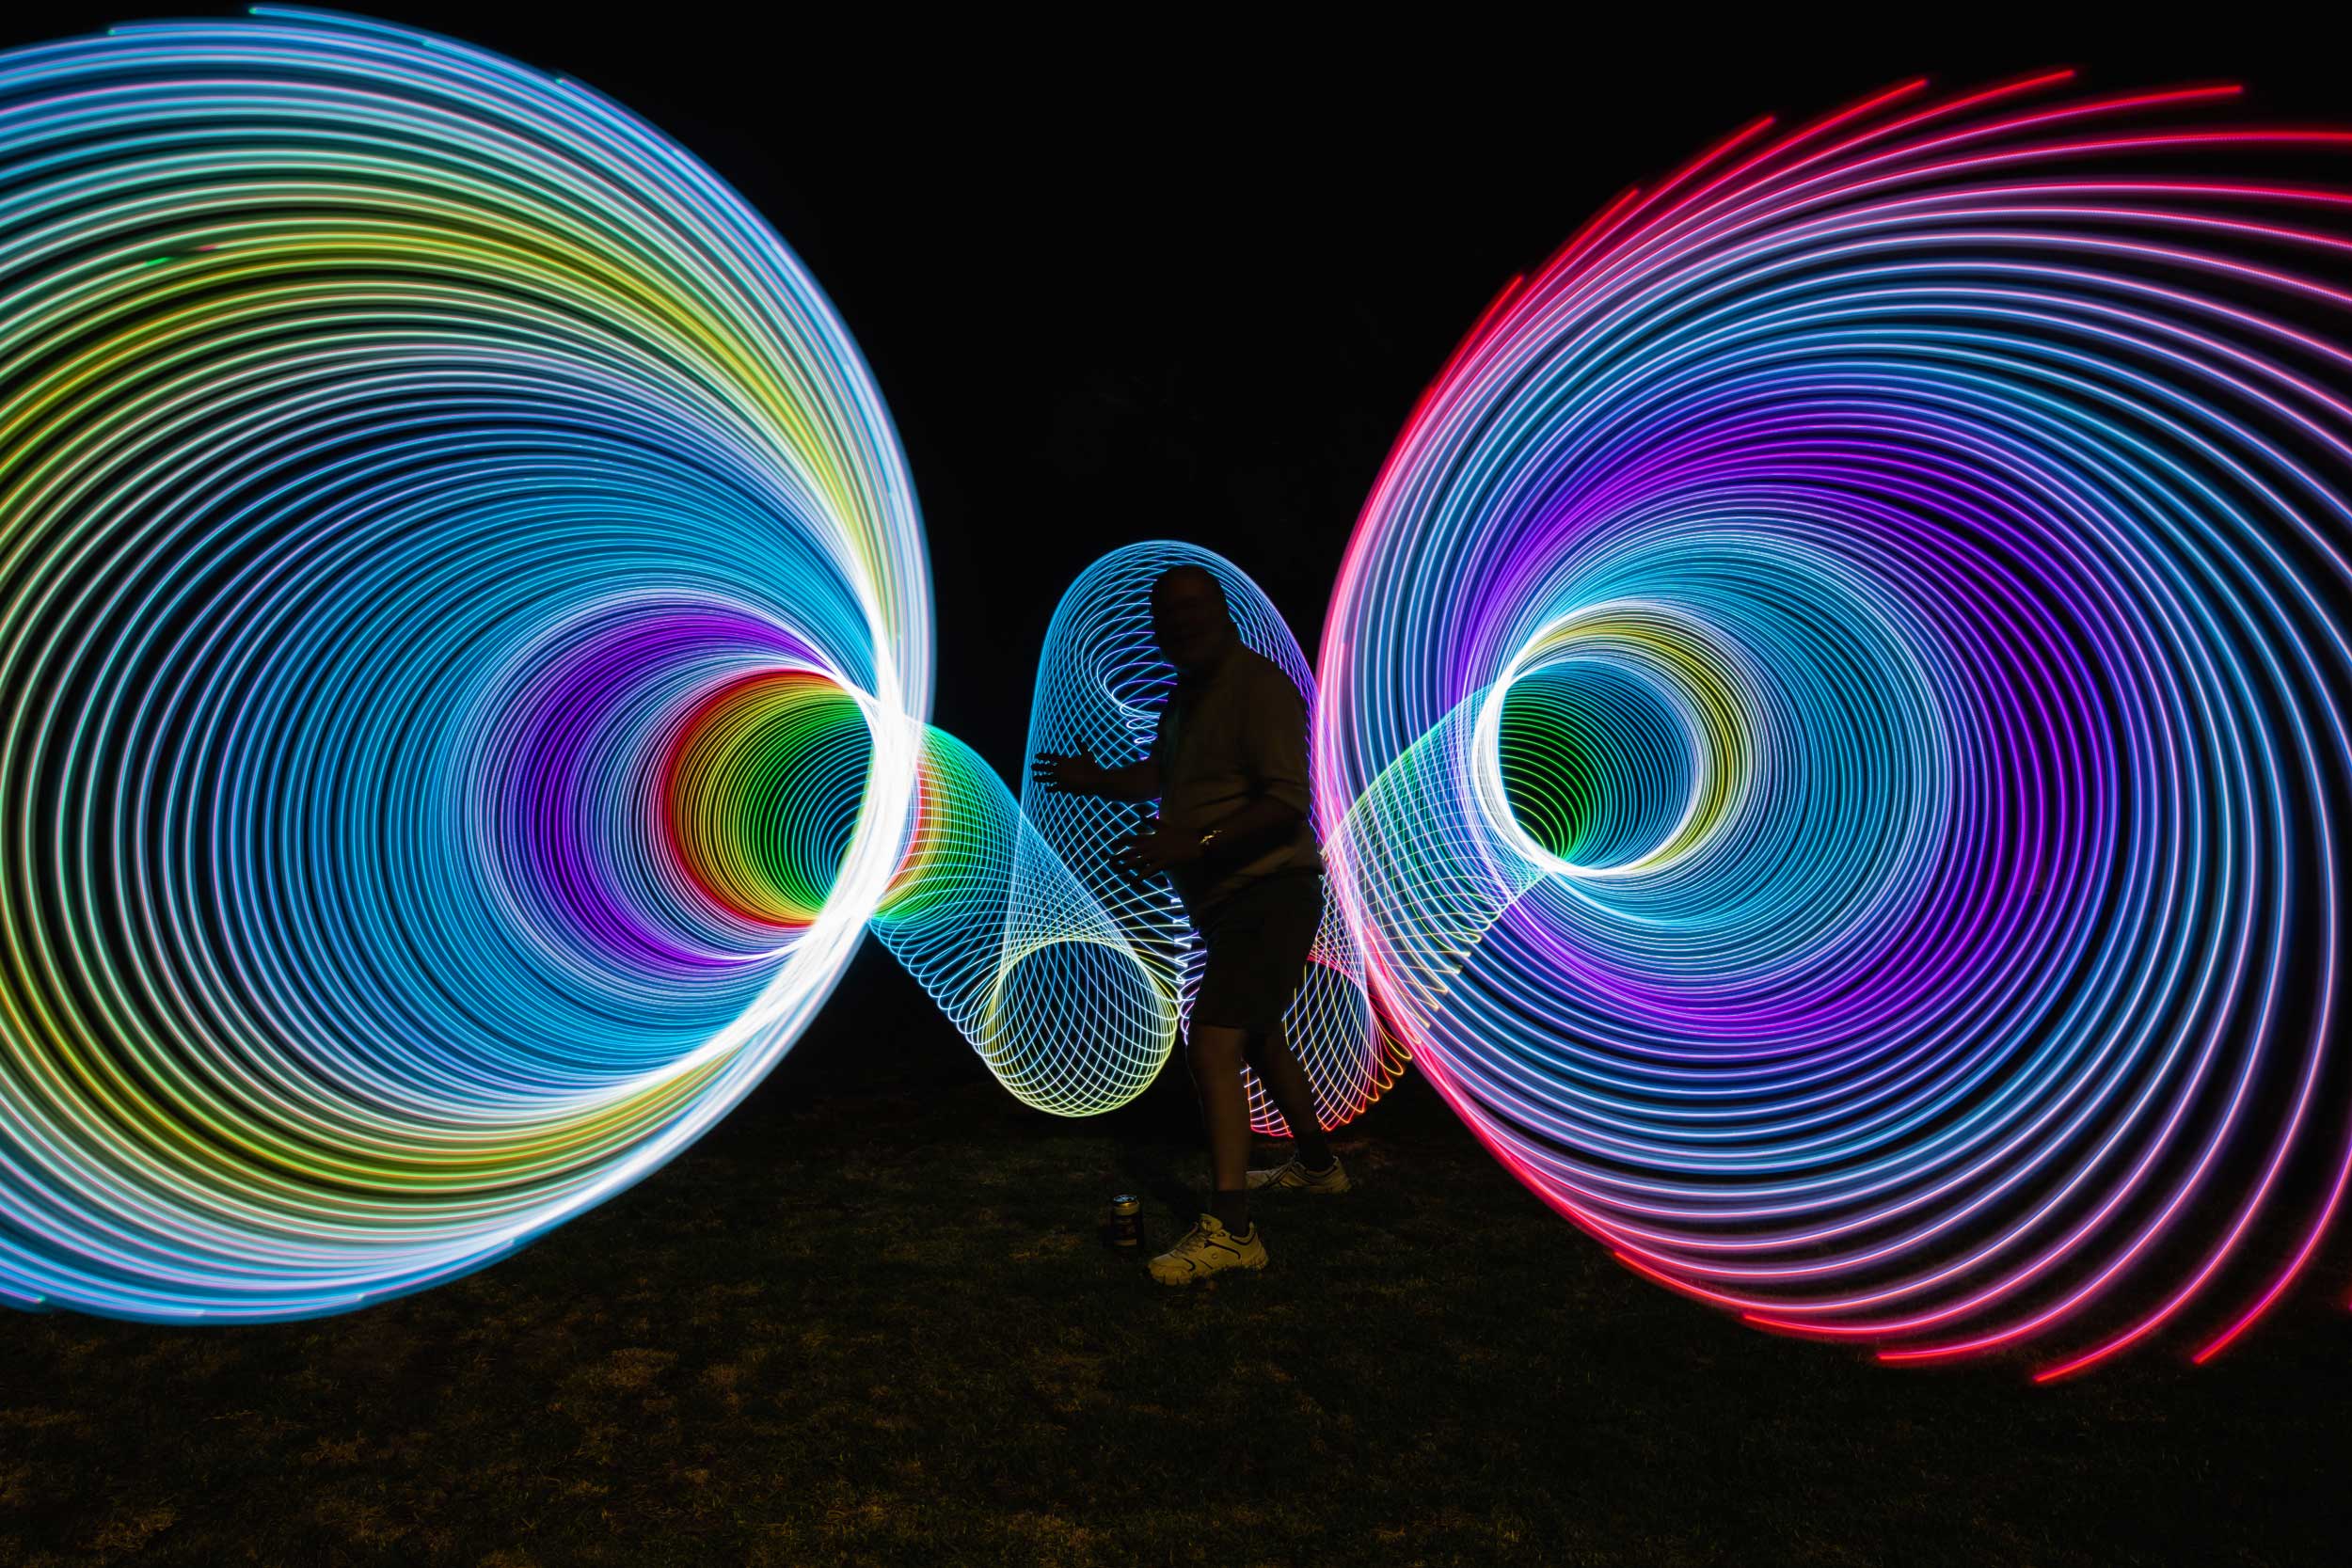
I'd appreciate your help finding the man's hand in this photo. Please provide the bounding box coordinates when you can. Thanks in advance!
[1030,745,1107,797]
[1114,823,1206,880]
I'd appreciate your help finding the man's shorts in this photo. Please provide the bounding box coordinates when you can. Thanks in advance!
[1188,871,1325,1036]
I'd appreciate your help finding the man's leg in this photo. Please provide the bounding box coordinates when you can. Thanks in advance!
[1148,1019,1269,1285]
[1187,1022,1253,1233]
[1244,1024,1334,1171]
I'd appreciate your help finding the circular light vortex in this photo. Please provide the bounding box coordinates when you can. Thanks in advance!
[1322,73,2352,1374]
[0,11,1388,1323]
[0,8,934,1320]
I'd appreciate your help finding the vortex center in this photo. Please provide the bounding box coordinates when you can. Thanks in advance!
[1481,605,1751,879]
[1498,662,1695,871]
[663,672,874,927]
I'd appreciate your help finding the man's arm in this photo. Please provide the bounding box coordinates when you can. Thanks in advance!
[1118,785,1297,879]
[1194,792,1303,859]
[1030,747,1162,801]
[1093,757,1163,801]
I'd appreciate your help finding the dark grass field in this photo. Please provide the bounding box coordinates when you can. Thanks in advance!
[7,1011,2350,1568]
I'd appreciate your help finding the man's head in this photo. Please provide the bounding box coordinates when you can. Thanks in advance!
[1149,564,1238,674]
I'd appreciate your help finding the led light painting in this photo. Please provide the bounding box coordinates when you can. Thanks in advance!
[4,9,2352,1383]
[1319,74,2352,1377]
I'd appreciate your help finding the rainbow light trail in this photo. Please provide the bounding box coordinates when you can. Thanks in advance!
[0,10,1386,1323]
[4,13,2351,1374]
[1320,71,2352,1378]
[0,7,940,1320]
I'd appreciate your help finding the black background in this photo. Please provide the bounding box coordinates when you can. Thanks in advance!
[4,2,2344,1086]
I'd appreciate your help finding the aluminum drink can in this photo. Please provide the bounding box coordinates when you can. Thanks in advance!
[1107,1195,1141,1248]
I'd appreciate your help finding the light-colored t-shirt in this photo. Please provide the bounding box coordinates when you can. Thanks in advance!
[1152,641,1323,911]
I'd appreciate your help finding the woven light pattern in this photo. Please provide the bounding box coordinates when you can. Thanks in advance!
[1013,543,1399,1132]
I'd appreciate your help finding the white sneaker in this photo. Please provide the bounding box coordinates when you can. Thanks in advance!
[1147,1213,1267,1285]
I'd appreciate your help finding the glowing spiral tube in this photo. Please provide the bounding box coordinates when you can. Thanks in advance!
[1012,543,1400,1131]
[0,8,942,1320]
[1323,72,2352,1373]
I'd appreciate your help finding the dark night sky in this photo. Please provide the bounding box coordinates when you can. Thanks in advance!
[4,4,2343,1076]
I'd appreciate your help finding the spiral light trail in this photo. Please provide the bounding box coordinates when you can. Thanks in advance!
[0,10,1383,1321]
[0,8,946,1321]
[7,11,2350,1373]
[1320,72,2352,1376]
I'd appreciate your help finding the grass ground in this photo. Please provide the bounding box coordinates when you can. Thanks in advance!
[4,1031,2348,1567]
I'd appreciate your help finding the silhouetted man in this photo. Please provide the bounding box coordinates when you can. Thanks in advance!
[1031,564,1347,1285]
